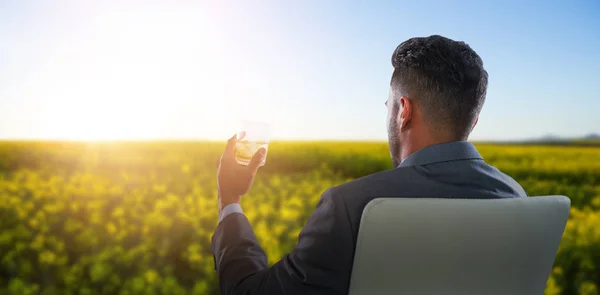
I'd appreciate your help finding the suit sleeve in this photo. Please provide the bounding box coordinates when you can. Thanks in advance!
[211,188,355,295]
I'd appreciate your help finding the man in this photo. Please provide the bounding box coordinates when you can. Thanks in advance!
[212,35,527,294]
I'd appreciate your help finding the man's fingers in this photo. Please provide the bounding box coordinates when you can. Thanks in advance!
[223,134,237,158]
[248,148,266,173]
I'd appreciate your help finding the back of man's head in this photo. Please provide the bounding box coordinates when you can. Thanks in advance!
[391,35,488,140]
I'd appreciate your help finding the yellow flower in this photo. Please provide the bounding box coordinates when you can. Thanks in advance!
[39,250,56,265]
[106,223,117,235]
[144,270,159,284]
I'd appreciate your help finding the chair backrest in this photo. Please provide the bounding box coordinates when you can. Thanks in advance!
[348,196,570,295]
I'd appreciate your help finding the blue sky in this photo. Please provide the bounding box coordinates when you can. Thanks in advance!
[1,0,598,141]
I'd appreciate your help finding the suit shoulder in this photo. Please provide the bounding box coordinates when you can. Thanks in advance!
[485,164,528,197]
[327,167,410,199]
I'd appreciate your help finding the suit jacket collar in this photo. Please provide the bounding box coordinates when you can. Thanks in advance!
[398,141,483,168]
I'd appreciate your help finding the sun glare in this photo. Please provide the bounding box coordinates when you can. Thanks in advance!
[5,2,282,141]
[29,4,243,141]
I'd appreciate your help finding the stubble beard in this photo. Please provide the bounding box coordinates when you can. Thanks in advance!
[387,107,401,168]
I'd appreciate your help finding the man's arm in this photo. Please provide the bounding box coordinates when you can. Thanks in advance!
[219,203,243,223]
[211,188,355,295]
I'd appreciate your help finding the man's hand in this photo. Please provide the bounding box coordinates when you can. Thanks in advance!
[217,134,266,212]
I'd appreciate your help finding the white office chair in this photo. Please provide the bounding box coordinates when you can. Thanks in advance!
[348,196,570,295]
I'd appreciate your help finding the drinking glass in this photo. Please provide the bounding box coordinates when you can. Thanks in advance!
[235,120,271,166]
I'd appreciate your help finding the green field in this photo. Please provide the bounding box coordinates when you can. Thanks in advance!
[0,141,599,295]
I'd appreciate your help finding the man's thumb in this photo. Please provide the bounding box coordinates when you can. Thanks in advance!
[248,148,266,172]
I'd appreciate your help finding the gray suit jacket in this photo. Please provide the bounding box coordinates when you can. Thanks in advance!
[211,141,528,294]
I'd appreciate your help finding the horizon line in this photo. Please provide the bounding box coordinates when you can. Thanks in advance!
[0,137,597,143]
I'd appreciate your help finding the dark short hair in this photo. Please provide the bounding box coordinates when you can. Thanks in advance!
[391,35,488,139]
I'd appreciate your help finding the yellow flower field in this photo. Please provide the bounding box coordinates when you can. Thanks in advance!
[0,141,599,295]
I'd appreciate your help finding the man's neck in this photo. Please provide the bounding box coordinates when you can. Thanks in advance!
[400,135,462,163]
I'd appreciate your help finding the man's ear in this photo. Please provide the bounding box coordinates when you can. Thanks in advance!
[471,116,479,132]
[399,96,412,130]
